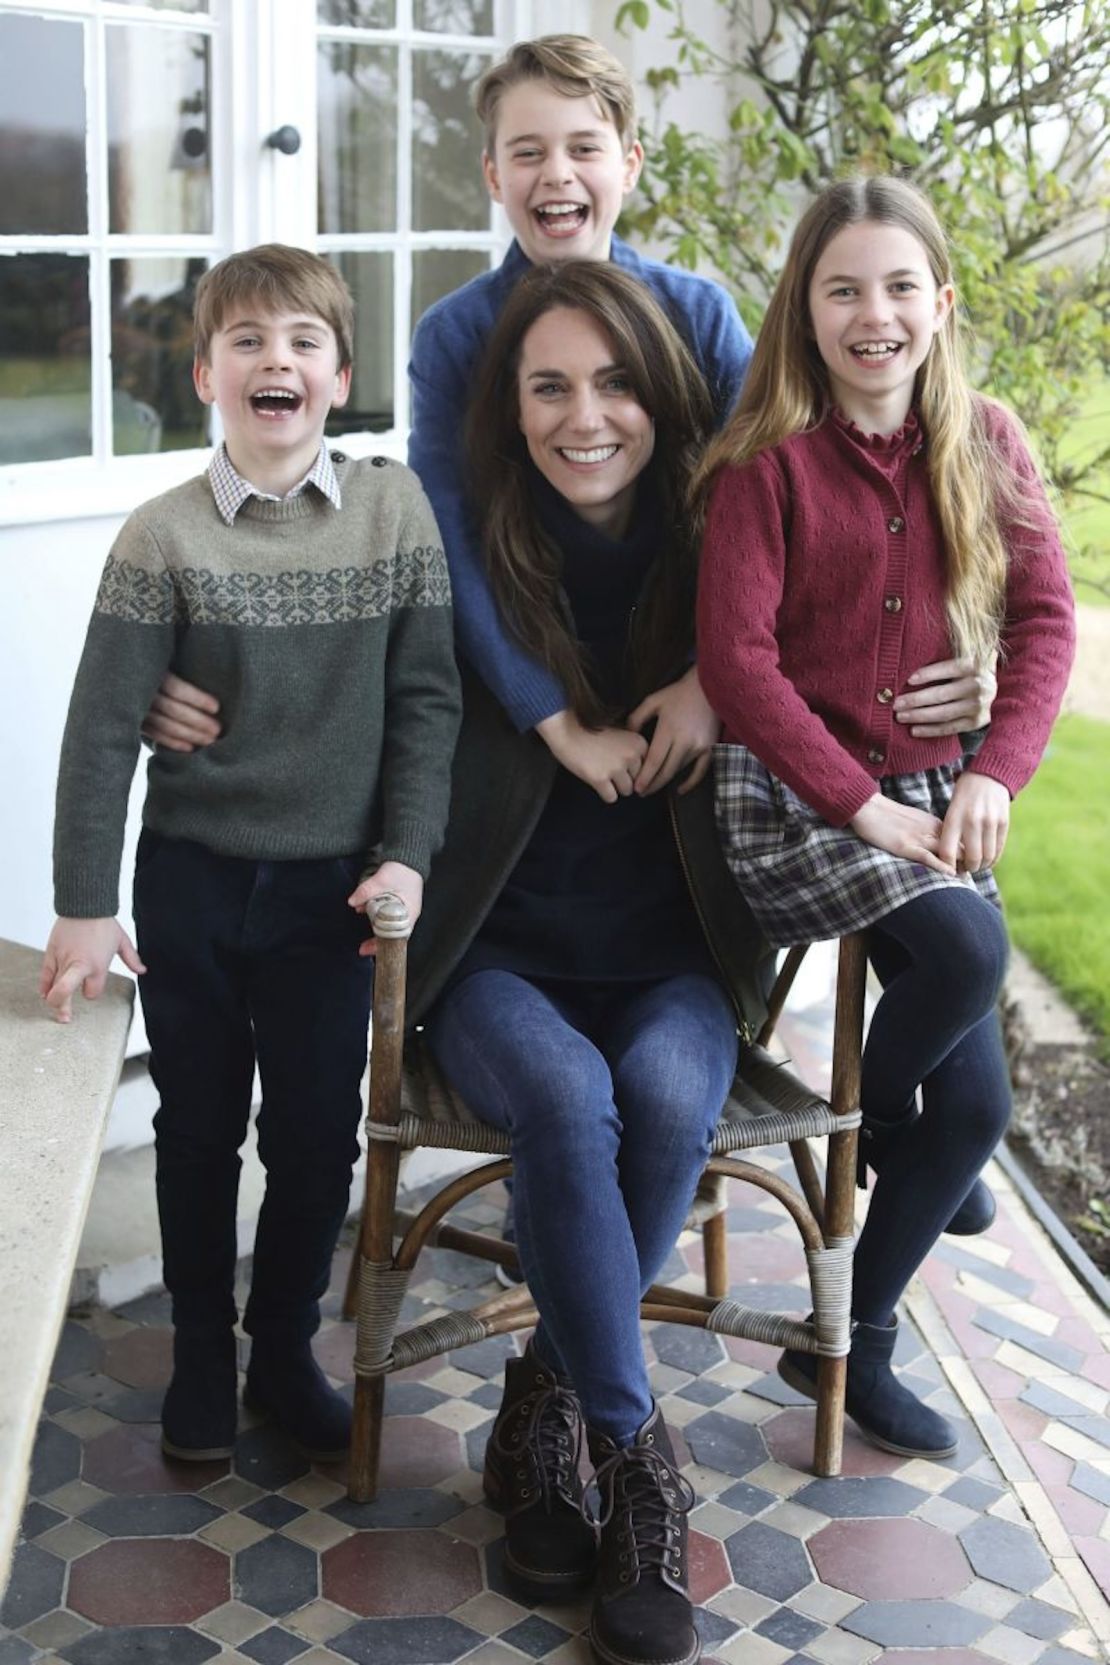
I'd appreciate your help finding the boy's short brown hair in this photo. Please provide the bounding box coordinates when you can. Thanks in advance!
[474,35,638,152]
[194,244,355,369]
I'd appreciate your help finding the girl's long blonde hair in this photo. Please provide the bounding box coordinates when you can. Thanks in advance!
[695,175,1018,666]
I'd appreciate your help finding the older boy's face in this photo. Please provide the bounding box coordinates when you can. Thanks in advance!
[194,305,351,490]
[483,83,643,266]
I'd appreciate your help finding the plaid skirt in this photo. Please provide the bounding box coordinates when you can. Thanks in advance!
[713,744,1002,949]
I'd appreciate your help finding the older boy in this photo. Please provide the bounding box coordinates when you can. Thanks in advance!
[42,245,461,1463]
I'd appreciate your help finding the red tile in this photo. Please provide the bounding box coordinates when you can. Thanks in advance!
[996,1400,1048,1444]
[1025,1439,1074,1487]
[101,1326,173,1390]
[68,1538,229,1624]
[313,1325,355,1382]
[726,1234,810,1287]
[322,1527,481,1615]
[377,1415,463,1489]
[1027,1280,1074,1320]
[809,1517,971,1599]
[83,1423,228,1493]
[969,1360,1027,1399]
[1054,1316,1108,1354]
[762,1407,903,1477]
[1081,1351,1110,1389]
[689,1529,731,1604]
[1045,1484,1105,1537]
[1074,1535,1110,1600]
[880,1654,991,1664]
[723,1335,779,1370]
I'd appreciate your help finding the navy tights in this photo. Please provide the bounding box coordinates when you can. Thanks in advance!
[851,886,1011,1327]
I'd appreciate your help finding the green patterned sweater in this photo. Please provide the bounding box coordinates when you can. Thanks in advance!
[53,455,461,917]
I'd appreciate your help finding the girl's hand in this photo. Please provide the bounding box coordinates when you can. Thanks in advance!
[140,673,223,752]
[349,861,425,958]
[849,794,957,875]
[627,665,721,796]
[40,917,146,1023]
[938,772,1010,873]
[535,709,649,804]
[893,656,997,738]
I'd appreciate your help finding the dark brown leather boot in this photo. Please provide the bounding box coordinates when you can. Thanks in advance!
[483,1344,597,1597]
[588,1405,700,1665]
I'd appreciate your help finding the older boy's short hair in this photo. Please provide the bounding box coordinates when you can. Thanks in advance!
[475,35,638,152]
[194,244,355,369]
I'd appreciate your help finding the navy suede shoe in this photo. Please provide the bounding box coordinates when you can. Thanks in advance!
[161,1325,238,1461]
[244,1338,351,1461]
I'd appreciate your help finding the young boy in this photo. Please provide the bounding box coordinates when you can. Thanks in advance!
[42,244,461,1463]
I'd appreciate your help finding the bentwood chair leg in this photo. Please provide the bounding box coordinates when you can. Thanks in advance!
[702,1210,729,1300]
[349,1372,386,1502]
[814,1353,848,1476]
[342,1221,362,1322]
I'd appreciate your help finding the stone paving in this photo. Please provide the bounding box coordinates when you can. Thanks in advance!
[3,1006,1110,1665]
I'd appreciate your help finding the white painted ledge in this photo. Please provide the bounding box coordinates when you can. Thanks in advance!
[0,938,132,1593]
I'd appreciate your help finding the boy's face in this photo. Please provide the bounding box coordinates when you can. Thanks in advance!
[194,304,351,489]
[483,82,643,267]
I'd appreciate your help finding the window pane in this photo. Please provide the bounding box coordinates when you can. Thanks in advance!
[317,1,394,23]
[111,258,209,457]
[0,256,91,465]
[318,43,398,234]
[415,1,493,30]
[115,0,209,10]
[412,52,488,231]
[326,253,393,435]
[0,14,86,235]
[106,25,212,235]
[412,249,488,332]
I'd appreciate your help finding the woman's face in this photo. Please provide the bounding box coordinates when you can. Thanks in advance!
[516,306,655,538]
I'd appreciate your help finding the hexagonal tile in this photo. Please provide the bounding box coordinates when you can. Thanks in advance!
[322,1528,481,1617]
[809,1517,972,1599]
[683,1410,767,1479]
[725,1520,812,1600]
[959,1516,1053,1593]
[0,1541,65,1629]
[328,1615,485,1664]
[67,1538,230,1625]
[376,1415,464,1489]
[235,1533,319,1617]
[82,1423,227,1494]
[101,1325,173,1390]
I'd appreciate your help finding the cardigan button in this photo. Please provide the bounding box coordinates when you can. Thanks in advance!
[884,596,903,613]
[877,687,894,705]
[868,748,886,764]
[887,515,904,533]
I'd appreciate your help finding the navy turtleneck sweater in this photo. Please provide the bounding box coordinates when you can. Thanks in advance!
[454,477,713,986]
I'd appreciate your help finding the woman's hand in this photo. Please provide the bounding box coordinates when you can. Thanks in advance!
[849,793,957,875]
[938,772,1010,873]
[140,673,223,752]
[40,917,146,1023]
[535,709,649,804]
[627,665,721,796]
[893,656,997,738]
[349,861,425,958]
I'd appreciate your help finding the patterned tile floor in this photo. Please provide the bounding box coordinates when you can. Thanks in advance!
[3,1004,1110,1665]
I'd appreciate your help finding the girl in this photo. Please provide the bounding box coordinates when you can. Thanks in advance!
[696,175,1075,1460]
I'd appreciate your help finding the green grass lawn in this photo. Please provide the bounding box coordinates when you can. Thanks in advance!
[999,713,1110,1053]
[1058,378,1109,606]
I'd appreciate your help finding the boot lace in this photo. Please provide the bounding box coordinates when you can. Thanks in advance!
[591,1440,696,1580]
[490,1382,584,1512]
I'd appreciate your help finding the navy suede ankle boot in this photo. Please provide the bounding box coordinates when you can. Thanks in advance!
[161,1324,238,1461]
[244,1337,351,1461]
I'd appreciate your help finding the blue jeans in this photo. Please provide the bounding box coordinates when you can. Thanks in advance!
[424,970,738,1443]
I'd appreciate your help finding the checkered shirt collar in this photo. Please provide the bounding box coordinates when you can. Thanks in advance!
[207,443,342,526]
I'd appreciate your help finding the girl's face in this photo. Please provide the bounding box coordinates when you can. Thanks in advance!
[516,306,655,538]
[807,219,954,432]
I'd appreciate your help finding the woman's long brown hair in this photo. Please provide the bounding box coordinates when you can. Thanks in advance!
[466,261,714,727]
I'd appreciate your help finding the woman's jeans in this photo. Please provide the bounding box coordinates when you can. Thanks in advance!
[424,969,738,1443]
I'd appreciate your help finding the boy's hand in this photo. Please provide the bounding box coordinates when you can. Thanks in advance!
[40,918,146,1023]
[628,665,721,796]
[535,710,649,804]
[894,656,997,738]
[849,794,957,876]
[938,771,1010,873]
[140,673,222,753]
[349,862,424,958]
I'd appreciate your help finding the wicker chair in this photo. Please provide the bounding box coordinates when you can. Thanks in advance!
[344,895,865,1502]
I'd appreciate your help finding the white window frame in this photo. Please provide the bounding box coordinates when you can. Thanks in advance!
[0,0,591,527]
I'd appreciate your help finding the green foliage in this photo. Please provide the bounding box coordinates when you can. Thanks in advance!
[618,0,1110,589]
[998,714,1110,1056]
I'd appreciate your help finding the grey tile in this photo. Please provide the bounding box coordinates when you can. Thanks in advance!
[716,1479,779,1517]
[234,1426,311,1491]
[64,1371,136,1407]
[695,1609,738,1648]
[0,1639,36,1665]
[29,1419,81,1495]
[241,1495,306,1529]
[932,1242,1036,1297]
[726,1521,813,1600]
[943,1477,1003,1512]
[683,1410,768,1479]
[330,1616,485,1664]
[0,1540,65,1628]
[82,1493,224,1536]
[959,1516,1052,1593]
[383,1381,450,1415]
[20,1500,66,1539]
[239,1627,310,1663]
[1057,1414,1110,1451]
[677,1378,732,1408]
[1004,1597,1074,1641]
[755,1609,824,1650]
[745,1372,808,1407]
[652,1325,727,1376]
[1020,1381,1097,1420]
[500,1615,573,1657]
[970,1310,1084,1371]
[52,1320,103,1379]
[1071,1462,1110,1506]
[62,1627,221,1663]
[727,1205,781,1232]
[842,1599,990,1646]
[445,1334,519,1379]
[326,1487,465,1529]
[465,1418,497,1474]
[43,1385,81,1415]
[113,1290,173,1326]
[98,1386,167,1424]
[235,1533,319,1616]
[792,1476,928,1518]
